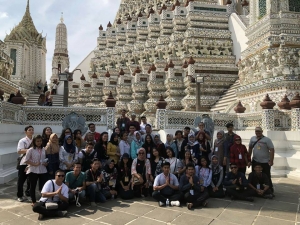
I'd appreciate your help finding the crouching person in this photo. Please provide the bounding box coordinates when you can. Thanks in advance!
[223,163,253,202]
[65,162,86,206]
[152,162,182,207]
[32,170,69,220]
[180,163,209,210]
[85,158,106,206]
[248,163,273,199]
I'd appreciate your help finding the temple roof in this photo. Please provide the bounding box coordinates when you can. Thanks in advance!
[4,0,45,46]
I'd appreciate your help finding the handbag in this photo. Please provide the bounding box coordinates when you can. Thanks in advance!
[16,154,25,170]
[133,160,146,186]
[45,180,58,209]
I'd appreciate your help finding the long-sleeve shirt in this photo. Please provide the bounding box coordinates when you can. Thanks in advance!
[24,147,47,174]
[179,175,201,194]
[223,171,248,187]
[131,140,144,160]
[230,144,250,169]
[119,140,131,158]
[107,142,120,162]
[59,146,78,170]
[210,166,224,188]
[195,166,212,187]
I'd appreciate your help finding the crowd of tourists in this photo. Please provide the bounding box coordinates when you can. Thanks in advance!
[16,109,275,220]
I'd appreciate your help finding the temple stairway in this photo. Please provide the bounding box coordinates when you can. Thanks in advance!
[26,94,64,106]
[210,80,240,113]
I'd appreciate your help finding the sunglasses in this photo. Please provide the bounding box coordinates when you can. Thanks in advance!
[56,175,65,177]
[231,167,237,169]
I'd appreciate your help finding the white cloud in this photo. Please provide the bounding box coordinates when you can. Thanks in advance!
[0,12,8,18]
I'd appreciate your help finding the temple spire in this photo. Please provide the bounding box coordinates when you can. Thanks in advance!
[60,12,64,23]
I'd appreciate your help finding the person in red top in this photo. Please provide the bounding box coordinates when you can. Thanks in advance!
[84,123,101,143]
[230,135,251,174]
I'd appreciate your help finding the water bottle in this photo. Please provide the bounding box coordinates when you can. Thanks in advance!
[166,199,170,207]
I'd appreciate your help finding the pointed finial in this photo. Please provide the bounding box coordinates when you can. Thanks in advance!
[26,0,30,13]
[60,12,64,23]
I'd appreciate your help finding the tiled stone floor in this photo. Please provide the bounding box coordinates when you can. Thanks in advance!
[0,177,299,225]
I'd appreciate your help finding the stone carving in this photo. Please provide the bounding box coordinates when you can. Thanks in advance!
[62,112,88,134]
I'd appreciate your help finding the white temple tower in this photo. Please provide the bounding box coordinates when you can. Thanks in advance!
[51,13,69,82]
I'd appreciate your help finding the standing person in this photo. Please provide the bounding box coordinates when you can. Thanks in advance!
[107,133,120,163]
[150,148,164,178]
[127,125,136,144]
[74,129,86,151]
[65,163,86,204]
[212,130,227,174]
[17,125,33,202]
[131,148,151,197]
[165,147,182,178]
[153,134,166,158]
[58,128,72,146]
[118,153,134,200]
[113,127,121,138]
[180,163,209,210]
[174,130,188,160]
[32,170,69,221]
[119,132,131,159]
[248,127,275,193]
[43,81,48,93]
[78,142,96,172]
[131,131,143,160]
[195,122,211,141]
[224,123,236,165]
[126,113,140,132]
[94,132,109,166]
[116,109,130,133]
[197,131,211,164]
[152,162,182,207]
[195,157,211,206]
[85,159,106,206]
[59,135,78,174]
[165,134,177,157]
[52,82,57,95]
[142,134,155,160]
[183,127,191,142]
[208,155,225,198]
[41,126,52,147]
[230,135,250,174]
[45,133,60,179]
[185,133,200,164]
[141,124,154,143]
[139,116,149,135]
[84,123,101,143]
[24,135,48,205]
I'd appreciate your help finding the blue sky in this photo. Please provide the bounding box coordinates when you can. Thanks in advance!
[0,0,121,81]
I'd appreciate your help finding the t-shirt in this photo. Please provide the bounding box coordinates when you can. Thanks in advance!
[154,173,179,196]
[248,172,270,189]
[17,136,33,166]
[39,180,69,203]
[65,172,85,189]
[85,169,102,182]
[249,136,274,163]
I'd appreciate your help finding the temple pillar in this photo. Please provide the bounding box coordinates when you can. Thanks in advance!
[291,108,300,131]
[261,109,275,131]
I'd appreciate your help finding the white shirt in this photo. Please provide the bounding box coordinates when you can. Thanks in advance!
[17,136,33,165]
[59,146,79,170]
[165,158,183,174]
[78,149,94,159]
[154,173,179,187]
[39,180,69,203]
[119,140,131,158]
[24,147,48,174]
[52,84,57,89]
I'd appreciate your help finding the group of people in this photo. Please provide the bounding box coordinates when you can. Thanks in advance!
[37,91,53,106]
[16,111,275,221]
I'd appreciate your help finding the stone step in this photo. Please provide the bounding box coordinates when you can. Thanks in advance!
[26,94,64,106]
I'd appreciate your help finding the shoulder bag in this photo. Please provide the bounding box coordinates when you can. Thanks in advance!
[45,180,59,209]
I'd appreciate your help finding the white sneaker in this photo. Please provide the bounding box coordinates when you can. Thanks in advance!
[158,201,165,207]
[171,201,180,207]
[17,197,27,202]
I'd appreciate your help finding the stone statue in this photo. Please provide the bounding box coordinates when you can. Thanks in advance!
[202,115,214,139]
[62,112,88,135]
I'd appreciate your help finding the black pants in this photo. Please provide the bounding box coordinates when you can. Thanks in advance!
[248,188,272,198]
[225,186,251,200]
[133,184,148,197]
[32,201,69,217]
[184,189,209,207]
[208,185,225,198]
[238,167,246,175]
[252,160,273,192]
[17,165,30,198]
[28,173,47,203]
[152,190,182,204]
[119,187,134,200]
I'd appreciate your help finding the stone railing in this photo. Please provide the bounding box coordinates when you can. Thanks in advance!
[0,101,23,124]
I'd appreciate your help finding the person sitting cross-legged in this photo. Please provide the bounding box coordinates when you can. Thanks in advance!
[65,162,86,206]
[223,163,254,202]
[152,161,182,207]
[32,170,69,221]
[248,163,273,199]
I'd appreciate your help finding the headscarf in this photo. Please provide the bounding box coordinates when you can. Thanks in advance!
[45,133,60,154]
[109,132,119,146]
[137,148,146,160]
[104,159,115,173]
[153,134,163,145]
[215,130,225,145]
[210,155,222,174]
[197,131,206,145]
[188,133,199,146]
[165,134,174,147]
[133,131,142,145]
[63,135,76,153]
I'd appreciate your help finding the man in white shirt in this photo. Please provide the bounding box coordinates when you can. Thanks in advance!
[32,170,69,220]
[140,116,150,135]
[17,125,34,202]
[152,162,182,207]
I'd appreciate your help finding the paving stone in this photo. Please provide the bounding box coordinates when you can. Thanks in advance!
[259,207,296,222]
[269,192,299,204]
[74,207,113,220]
[6,205,35,216]
[262,199,298,212]
[96,211,137,225]
[45,215,92,225]
[1,217,38,225]
[118,202,155,216]
[172,213,213,225]
[178,205,224,219]
[216,209,257,225]
[97,199,133,211]
[0,211,20,223]
[144,207,182,223]
[226,201,262,215]
[254,216,295,225]
[127,217,167,225]
[209,219,239,225]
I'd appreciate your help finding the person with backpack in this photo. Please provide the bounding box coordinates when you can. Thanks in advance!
[78,142,96,172]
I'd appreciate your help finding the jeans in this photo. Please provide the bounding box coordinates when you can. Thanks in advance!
[152,190,182,204]
[17,165,30,198]
[28,173,47,203]
[69,190,86,201]
[87,183,106,203]
[32,201,69,217]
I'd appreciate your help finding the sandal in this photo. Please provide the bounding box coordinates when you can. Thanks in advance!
[187,203,193,210]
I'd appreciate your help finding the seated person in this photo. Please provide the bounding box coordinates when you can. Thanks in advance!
[248,163,273,199]
[85,159,106,206]
[102,159,118,199]
[179,163,209,210]
[78,142,96,172]
[65,162,86,205]
[152,162,182,207]
[208,155,225,198]
[118,153,134,200]
[223,163,254,202]
[32,170,69,220]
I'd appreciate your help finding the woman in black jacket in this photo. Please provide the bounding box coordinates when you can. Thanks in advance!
[94,132,109,166]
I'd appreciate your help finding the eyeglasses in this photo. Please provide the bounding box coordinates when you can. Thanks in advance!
[230,167,237,169]
[56,175,65,177]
